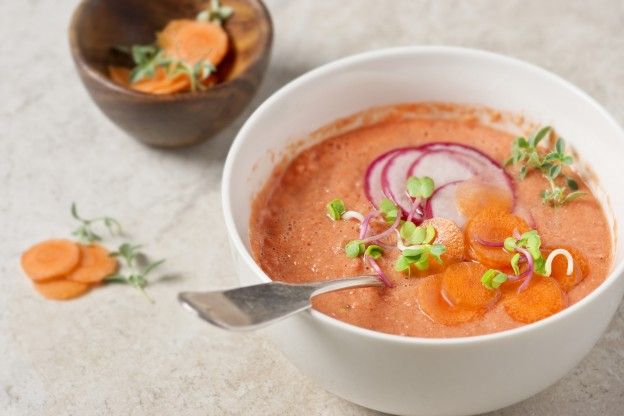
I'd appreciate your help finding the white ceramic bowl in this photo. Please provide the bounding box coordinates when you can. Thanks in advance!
[222,47,624,416]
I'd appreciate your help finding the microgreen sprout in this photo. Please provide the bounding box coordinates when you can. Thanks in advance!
[506,126,585,207]
[394,221,445,273]
[405,176,435,221]
[481,269,509,290]
[406,176,435,199]
[71,203,123,243]
[480,229,574,292]
[326,198,346,220]
[379,197,399,224]
[105,243,165,302]
[364,244,384,260]
[345,240,365,258]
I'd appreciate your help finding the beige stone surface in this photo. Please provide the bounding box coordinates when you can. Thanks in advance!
[1,0,623,414]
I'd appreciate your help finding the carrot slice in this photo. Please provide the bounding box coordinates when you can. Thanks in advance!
[418,217,465,274]
[422,217,465,262]
[464,208,530,268]
[544,246,588,292]
[108,66,190,94]
[440,262,500,310]
[21,239,81,281]
[157,19,228,67]
[66,244,118,283]
[455,179,513,219]
[109,66,131,86]
[504,277,566,323]
[417,275,479,326]
[33,279,90,301]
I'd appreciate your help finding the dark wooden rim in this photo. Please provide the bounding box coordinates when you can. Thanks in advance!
[68,0,273,102]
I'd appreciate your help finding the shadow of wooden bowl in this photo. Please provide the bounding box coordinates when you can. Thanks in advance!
[69,0,272,148]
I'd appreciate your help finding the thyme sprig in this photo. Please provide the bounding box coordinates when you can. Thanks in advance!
[197,0,234,25]
[506,126,585,207]
[105,243,165,302]
[71,203,123,243]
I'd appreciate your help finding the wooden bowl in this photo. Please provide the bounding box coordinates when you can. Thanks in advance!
[69,0,272,147]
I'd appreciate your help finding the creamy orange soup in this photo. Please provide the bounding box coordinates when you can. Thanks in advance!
[250,104,612,338]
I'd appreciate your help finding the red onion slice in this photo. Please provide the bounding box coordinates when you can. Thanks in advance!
[380,148,424,214]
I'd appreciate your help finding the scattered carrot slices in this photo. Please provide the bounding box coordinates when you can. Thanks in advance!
[157,19,228,67]
[464,208,530,268]
[108,66,190,95]
[545,246,588,292]
[417,275,479,326]
[33,279,91,301]
[21,239,81,281]
[503,277,567,323]
[66,244,118,283]
[440,262,500,310]
[455,179,513,219]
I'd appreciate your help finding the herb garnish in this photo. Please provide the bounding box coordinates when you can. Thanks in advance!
[197,0,234,25]
[395,222,445,272]
[406,176,435,199]
[506,126,585,206]
[325,176,445,282]
[71,203,165,300]
[105,243,165,302]
[326,198,346,220]
[481,229,573,292]
[117,0,232,91]
[71,203,123,243]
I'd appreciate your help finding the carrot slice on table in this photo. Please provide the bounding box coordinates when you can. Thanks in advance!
[504,276,566,323]
[455,179,513,219]
[544,246,588,292]
[157,19,228,67]
[464,208,530,268]
[33,279,90,301]
[66,244,118,283]
[440,262,500,310]
[21,239,81,281]
[417,275,479,326]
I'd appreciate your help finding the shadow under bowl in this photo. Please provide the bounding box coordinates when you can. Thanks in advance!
[69,0,272,147]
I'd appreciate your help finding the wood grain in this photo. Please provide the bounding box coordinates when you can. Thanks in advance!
[69,0,272,147]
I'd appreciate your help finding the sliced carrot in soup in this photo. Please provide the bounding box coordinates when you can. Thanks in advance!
[417,275,479,326]
[504,277,566,323]
[464,208,530,268]
[440,262,500,310]
[455,179,513,219]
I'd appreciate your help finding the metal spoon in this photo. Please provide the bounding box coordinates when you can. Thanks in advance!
[178,276,382,331]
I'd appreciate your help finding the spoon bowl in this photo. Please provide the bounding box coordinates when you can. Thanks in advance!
[179,276,383,331]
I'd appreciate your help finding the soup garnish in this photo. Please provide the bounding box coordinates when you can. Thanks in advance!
[251,108,612,336]
[506,126,586,206]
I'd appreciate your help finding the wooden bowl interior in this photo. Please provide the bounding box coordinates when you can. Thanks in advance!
[73,0,270,87]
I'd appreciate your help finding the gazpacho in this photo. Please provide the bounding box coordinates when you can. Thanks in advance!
[249,103,612,338]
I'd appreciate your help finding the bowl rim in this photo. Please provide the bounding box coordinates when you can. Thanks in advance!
[68,0,273,102]
[222,45,624,346]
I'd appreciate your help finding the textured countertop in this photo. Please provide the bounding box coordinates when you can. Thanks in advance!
[1,0,623,415]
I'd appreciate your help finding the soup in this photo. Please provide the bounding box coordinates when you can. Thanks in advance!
[249,103,612,338]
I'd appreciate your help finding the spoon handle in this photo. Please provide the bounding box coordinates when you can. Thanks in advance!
[178,276,382,331]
